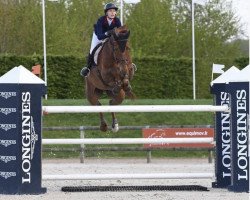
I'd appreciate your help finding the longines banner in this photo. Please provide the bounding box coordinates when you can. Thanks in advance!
[227,82,249,193]
[211,83,231,188]
[0,84,46,194]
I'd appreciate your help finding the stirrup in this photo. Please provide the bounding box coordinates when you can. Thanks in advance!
[80,67,90,77]
[132,63,137,71]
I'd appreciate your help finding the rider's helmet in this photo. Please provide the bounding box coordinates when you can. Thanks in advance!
[104,3,118,14]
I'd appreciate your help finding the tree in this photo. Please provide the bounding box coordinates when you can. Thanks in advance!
[0,0,43,55]
[126,0,241,58]
[126,0,176,57]
[0,0,106,56]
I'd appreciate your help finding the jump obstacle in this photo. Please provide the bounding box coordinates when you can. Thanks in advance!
[0,65,249,194]
[41,105,220,183]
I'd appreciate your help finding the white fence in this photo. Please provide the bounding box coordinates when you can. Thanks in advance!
[43,173,214,180]
[42,137,214,145]
[42,105,229,113]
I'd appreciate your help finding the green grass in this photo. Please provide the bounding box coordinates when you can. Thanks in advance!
[42,99,214,159]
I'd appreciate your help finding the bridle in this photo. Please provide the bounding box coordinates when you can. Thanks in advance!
[110,34,129,64]
[108,31,131,94]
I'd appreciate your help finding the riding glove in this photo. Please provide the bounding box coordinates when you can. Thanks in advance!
[105,30,113,37]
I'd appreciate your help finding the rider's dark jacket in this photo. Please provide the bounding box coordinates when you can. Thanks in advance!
[94,16,121,40]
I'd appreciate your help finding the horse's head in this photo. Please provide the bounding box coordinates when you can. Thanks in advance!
[111,25,130,52]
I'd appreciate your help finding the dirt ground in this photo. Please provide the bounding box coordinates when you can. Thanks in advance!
[1,158,249,200]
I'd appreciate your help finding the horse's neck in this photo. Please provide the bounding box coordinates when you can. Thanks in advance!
[99,39,115,68]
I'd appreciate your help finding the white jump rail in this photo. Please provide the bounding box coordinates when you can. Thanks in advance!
[42,105,229,113]
[43,172,214,180]
[42,137,214,145]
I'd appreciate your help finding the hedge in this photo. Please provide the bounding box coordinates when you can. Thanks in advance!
[0,55,248,99]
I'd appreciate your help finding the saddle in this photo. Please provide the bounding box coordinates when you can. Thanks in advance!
[92,39,108,66]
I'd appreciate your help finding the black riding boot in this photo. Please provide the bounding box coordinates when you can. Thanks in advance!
[80,54,92,77]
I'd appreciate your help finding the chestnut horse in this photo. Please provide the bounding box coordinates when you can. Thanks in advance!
[85,25,135,132]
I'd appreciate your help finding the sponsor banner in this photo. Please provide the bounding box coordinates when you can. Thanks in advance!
[0,140,16,147]
[228,82,249,192]
[211,83,231,188]
[0,171,16,179]
[0,84,46,194]
[21,91,39,183]
[0,108,17,116]
[0,92,16,100]
[0,156,16,163]
[0,87,18,108]
[143,128,214,148]
[0,124,16,132]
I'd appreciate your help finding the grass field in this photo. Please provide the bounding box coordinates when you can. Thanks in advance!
[42,99,214,159]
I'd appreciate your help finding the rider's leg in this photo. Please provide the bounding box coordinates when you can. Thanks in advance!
[80,53,92,77]
[80,33,101,77]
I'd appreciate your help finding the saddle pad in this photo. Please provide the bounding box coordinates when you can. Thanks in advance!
[93,38,108,65]
[94,46,102,65]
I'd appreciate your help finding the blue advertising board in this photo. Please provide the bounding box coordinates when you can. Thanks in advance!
[211,83,231,188]
[0,66,46,194]
[228,82,249,193]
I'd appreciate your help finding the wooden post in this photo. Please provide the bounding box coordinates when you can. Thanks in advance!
[32,64,41,77]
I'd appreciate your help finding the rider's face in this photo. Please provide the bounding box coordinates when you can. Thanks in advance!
[106,9,117,19]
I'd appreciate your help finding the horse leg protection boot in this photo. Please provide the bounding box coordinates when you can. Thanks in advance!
[80,54,92,77]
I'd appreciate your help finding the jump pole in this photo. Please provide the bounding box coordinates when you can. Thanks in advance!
[43,173,214,180]
[42,105,229,114]
[42,137,214,145]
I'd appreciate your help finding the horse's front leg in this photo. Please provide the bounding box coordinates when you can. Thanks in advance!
[111,112,119,133]
[109,90,125,133]
[99,112,108,132]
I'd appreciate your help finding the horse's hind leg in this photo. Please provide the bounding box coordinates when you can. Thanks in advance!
[99,112,108,132]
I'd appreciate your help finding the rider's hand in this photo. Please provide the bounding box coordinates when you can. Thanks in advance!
[105,30,113,37]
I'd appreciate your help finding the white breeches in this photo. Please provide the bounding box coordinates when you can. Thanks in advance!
[90,32,102,54]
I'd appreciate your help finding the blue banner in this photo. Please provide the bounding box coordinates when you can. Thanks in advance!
[0,84,46,194]
[211,83,231,188]
[228,82,249,193]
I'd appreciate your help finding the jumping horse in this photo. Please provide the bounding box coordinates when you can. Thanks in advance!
[85,25,135,132]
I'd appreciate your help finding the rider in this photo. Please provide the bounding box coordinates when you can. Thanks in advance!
[80,2,122,77]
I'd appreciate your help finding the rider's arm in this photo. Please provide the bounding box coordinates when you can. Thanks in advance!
[94,17,108,40]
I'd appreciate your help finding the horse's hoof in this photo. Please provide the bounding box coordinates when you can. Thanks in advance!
[112,123,119,133]
[100,123,108,132]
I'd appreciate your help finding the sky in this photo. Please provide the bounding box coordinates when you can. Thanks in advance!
[230,0,249,37]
